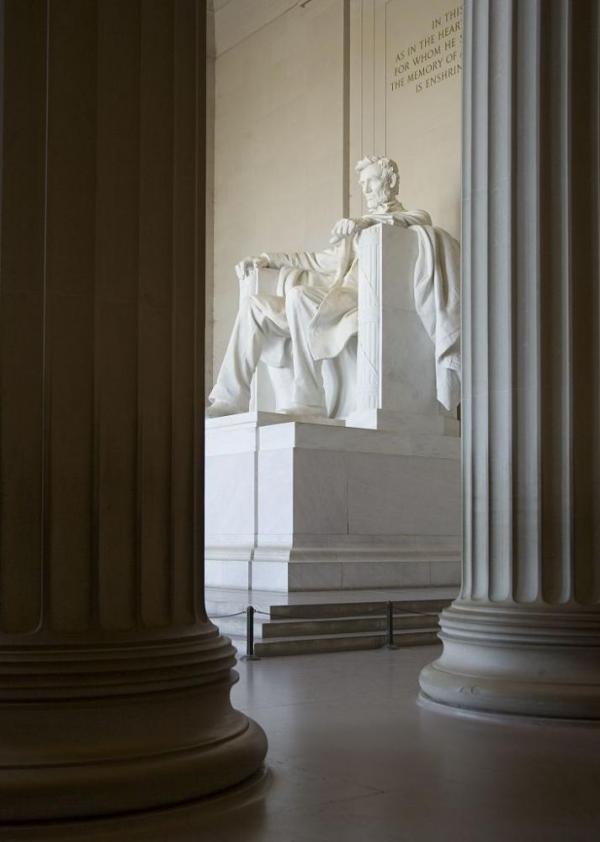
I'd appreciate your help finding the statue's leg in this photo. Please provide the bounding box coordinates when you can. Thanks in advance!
[208,295,287,414]
[284,286,328,413]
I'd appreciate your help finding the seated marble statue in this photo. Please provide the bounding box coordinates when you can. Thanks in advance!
[207,155,460,418]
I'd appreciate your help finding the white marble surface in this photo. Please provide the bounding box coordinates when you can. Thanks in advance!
[205,451,255,540]
[341,560,430,589]
[205,415,460,592]
[205,559,252,590]
[205,586,459,607]
[346,451,459,536]
[292,450,348,535]
[353,223,436,419]
[206,583,458,609]
[257,420,460,459]
[248,559,460,593]
[430,560,462,586]
[257,449,294,536]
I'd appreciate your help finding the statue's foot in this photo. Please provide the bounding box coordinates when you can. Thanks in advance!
[206,400,246,418]
[279,404,327,418]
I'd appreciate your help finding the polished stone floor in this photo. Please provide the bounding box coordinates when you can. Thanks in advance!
[4,644,600,841]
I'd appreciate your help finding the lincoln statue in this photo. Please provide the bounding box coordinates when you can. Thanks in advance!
[207,155,461,418]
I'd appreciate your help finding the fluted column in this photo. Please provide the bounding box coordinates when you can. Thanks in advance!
[0,0,266,821]
[420,0,600,718]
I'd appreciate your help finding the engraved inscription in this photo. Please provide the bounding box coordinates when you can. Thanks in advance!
[390,5,463,95]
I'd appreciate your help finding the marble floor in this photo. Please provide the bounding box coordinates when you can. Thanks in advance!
[4,645,600,841]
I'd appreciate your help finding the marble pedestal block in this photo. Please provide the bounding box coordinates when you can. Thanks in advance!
[206,413,460,592]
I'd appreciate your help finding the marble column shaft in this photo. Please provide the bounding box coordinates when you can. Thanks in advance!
[420,0,600,717]
[0,0,266,820]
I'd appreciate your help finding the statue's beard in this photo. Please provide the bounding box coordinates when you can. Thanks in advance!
[366,187,395,211]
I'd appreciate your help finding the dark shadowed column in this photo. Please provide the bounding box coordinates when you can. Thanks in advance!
[420,0,600,718]
[0,0,266,820]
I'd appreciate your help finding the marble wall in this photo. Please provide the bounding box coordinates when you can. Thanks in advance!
[207,0,462,381]
[209,0,348,380]
[349,0,462,234]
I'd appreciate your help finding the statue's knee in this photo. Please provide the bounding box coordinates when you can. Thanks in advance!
[242,294,264,315]
[285,285,306,309]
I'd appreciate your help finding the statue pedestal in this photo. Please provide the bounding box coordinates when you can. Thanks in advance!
[205,413,460,592]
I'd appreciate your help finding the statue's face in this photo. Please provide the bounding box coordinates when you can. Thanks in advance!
[359,162,394,211]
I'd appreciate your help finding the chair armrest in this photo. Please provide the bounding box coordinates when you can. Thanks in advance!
[238,267,281,302]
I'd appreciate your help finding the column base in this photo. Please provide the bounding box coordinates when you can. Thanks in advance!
[0,714,267,823]
[0,769,271,841]
[0,716,267,823]
[419,602,600,719]
[0,631,268,822]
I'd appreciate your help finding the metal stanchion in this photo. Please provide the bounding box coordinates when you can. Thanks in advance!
[241,605,260,661]
[386,600,398,649]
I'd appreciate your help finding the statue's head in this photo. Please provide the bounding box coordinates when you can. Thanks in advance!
[356,155,399,211]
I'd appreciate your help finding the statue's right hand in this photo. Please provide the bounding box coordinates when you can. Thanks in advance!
[235,255,269,280]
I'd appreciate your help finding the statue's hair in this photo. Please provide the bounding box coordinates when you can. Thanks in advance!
[355,155,399,196]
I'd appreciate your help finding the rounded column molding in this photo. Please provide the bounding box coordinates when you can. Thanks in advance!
[421,603,600,718]
[0,628,266,820]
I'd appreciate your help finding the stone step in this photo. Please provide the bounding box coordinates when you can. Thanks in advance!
[208,595,450,657]
[253,627,440,657]
[269,598,451,620]
[260,612,440,638]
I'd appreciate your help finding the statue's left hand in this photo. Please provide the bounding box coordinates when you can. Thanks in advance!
[235,255,269,281]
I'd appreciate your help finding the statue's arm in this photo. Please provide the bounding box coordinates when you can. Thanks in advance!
[263,247,340,274]
[235,246,340,280]
[329,209,415,245]
[329,216,376,245]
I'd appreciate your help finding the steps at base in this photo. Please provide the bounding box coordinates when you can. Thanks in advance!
[269,599,451,620]
[254,628,440,657]
[261,612,439,638]
[208,595,452,658]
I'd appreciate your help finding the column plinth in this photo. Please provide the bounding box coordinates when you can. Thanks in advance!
[420,0,600,718]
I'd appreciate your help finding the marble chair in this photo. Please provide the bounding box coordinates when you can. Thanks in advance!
[240,267,356,419]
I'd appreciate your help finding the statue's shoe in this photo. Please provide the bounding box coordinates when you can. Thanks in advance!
[279,404,327,418]
[206,401,246,418]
